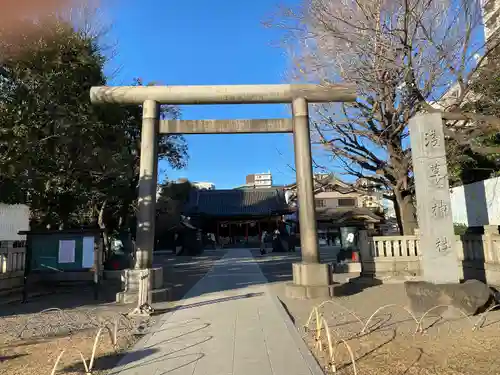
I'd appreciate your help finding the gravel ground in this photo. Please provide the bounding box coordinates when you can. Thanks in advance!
[251,248,500,375]
[269,281,500,375]
[0,294,139,375]
[0,249,224,375]
[5,247,497,375]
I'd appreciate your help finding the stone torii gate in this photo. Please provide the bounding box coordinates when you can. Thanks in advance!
[90,84,356,303]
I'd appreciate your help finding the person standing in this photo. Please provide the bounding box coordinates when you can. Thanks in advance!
[288,228,296,252]
[210,232,216,249]
[260,230,267,255]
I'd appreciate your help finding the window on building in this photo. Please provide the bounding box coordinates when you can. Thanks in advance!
[338,198,356,207]
[315,199,326,208]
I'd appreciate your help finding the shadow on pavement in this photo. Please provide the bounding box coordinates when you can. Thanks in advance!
[156,250,227,301]
[248,247,340,283]
[156,246,364,302]
[152,292,264,315]
[61,348,160,373]
[332,276,384,297]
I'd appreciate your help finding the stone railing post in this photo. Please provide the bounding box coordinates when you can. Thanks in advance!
[358,230,370,276]
[358,230,370,260]
[483,225,499,263]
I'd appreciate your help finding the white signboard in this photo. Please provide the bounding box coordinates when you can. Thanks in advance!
[82,236,95,268]
[58,240,76,263]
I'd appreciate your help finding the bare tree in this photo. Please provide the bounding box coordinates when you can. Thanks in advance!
[269,0,499,234]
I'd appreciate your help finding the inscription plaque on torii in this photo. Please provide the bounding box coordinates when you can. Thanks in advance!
[160,119,293,134]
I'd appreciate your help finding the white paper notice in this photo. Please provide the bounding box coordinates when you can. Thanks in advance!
[82,236,95,268]
[58,240,76,263]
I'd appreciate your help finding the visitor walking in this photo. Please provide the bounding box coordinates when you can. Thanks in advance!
[260,230,268,255]
[288,229,296,252]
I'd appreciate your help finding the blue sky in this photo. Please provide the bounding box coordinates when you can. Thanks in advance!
[104,0,304,189]
[100,0,489,190]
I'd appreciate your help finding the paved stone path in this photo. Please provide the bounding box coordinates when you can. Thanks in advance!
[110,248,322,375]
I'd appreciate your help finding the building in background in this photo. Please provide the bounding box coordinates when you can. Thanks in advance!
[381,197,397,219]
[285,174,384,245]
[0,204,30,241]
[192,182,215,190]
[431,0,498,110]
[354,178,385,211]
[483,0,500,42]
[241,171,273,189]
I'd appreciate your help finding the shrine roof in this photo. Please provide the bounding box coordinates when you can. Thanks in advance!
[183,188,293,217]
[316,207,383,223]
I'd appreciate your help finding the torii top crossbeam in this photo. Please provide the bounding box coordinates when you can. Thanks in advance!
[89,84,356,105]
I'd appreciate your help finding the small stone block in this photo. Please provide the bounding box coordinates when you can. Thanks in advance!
[292,262,333,286]
[116,287,171,304]
[334,262,362,274]
[285,282,340,299]
[121,267,164,291]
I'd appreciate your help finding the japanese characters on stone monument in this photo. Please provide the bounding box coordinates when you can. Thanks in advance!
[409,113,460,284]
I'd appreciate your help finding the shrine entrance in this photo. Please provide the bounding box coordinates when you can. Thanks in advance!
[90,83,356,303]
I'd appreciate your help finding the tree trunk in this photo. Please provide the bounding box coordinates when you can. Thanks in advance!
[393,197,403,235]
[97,200,111,261]
[394,189,418,235]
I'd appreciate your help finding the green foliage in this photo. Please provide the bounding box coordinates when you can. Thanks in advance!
[155,179,195,247]
[448,46,500,186]
[0,18,188,233]
[454,223,468,235]
[156,179,194,228]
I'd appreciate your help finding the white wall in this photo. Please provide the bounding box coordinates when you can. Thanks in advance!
[382,198,397,219]
[450,177,500,226]
[0,204,30,240]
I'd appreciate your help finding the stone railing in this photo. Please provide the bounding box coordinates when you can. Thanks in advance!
[455,227,500,285]
[369,235,420,258]
[358,233,421,278]
[0,240,27,294]
[355,227,500,285]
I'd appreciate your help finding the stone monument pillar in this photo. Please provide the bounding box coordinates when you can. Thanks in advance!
[285,97,336,299]
[409,113,460,284]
